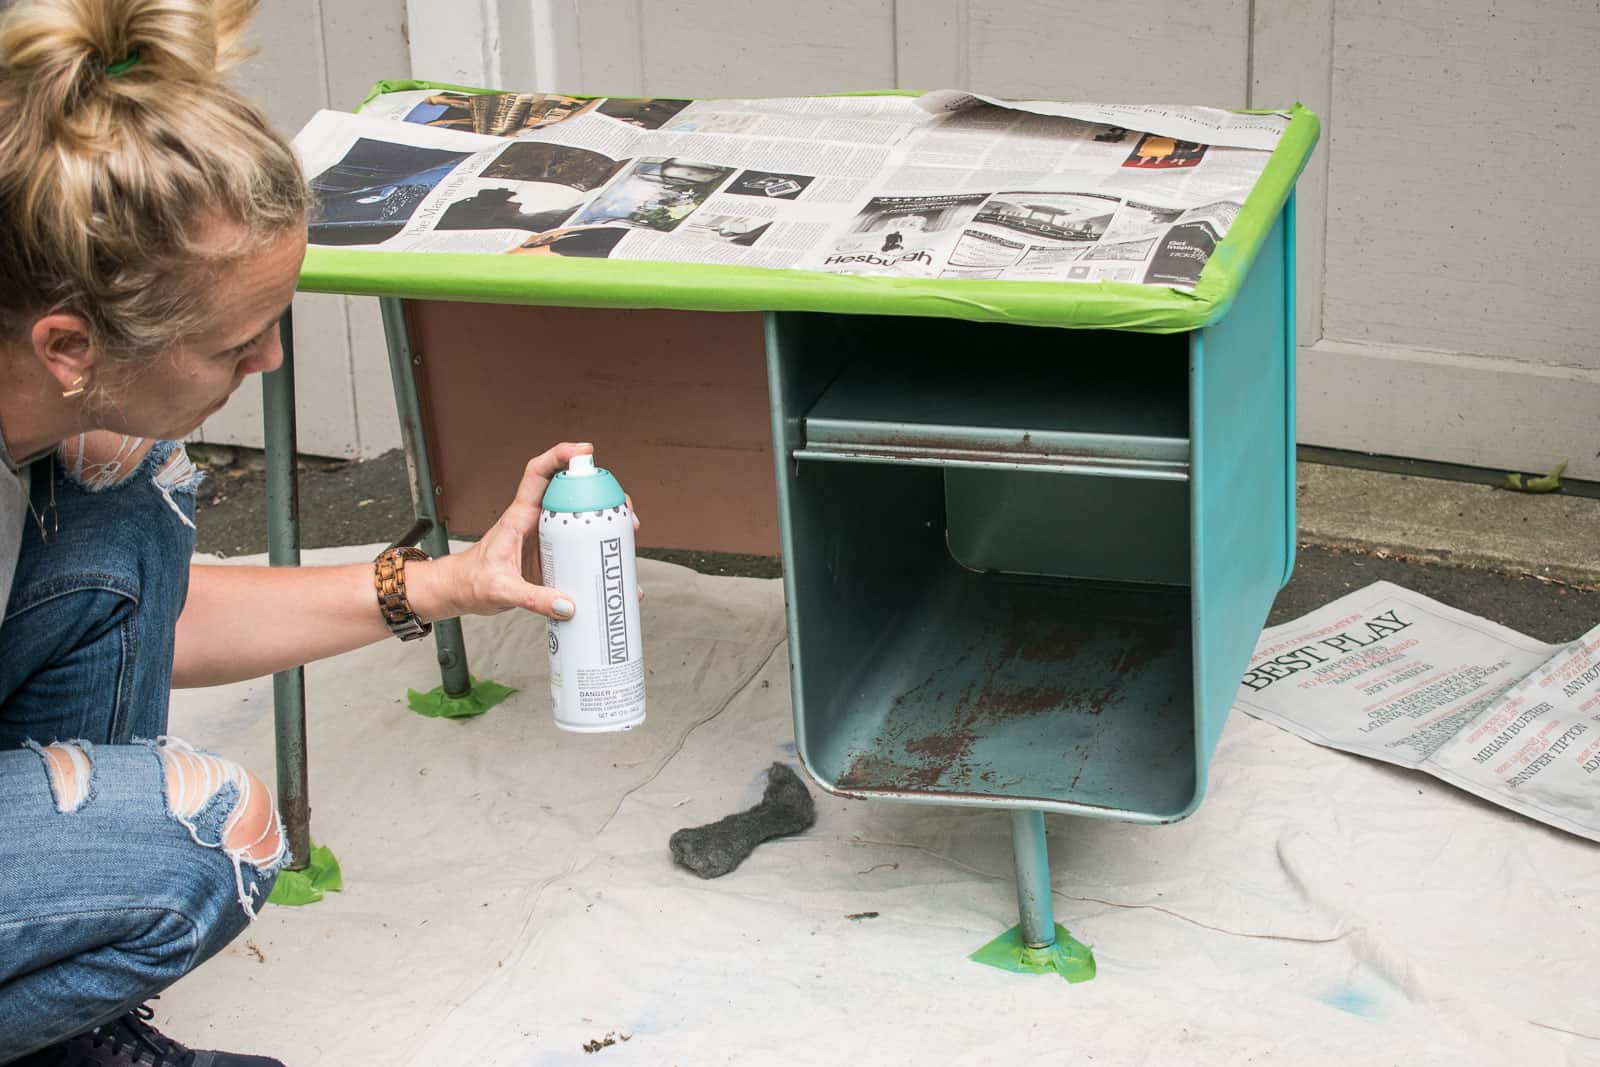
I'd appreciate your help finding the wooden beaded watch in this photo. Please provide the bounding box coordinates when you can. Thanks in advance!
[374,519,433,642]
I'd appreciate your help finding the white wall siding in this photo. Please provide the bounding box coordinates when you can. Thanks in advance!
[958,0,1250,103]
[575,1,898,97]
[1323,1,1600,364]
[1304,0,1600,478]
[1250,0,1334,350]
[404,0,500,88]
[193,0,411,458]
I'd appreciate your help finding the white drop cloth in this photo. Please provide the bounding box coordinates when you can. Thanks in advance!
[160,546,1600,1065]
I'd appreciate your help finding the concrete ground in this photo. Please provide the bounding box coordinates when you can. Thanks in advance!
[187,447,1600,643]
[1297,462,1600,590]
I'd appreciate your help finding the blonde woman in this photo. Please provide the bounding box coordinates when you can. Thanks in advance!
[0,2,599,1062]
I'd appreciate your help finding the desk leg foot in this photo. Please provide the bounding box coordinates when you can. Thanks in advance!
[970,809,1093,980]
[1010,809,1056,949]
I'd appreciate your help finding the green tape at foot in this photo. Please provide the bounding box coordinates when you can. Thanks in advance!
[406,676,517,719]
[970,923,1097,983]
[267,843,343,907]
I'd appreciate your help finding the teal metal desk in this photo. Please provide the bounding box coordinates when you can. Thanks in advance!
[263,95,1316,953]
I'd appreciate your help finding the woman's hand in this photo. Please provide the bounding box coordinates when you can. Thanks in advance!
[412,442,587,621]
[409,442,639,623]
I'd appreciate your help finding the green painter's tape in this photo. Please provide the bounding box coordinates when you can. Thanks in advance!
[267,842,344,907]
[970,923,1097,982]
[407,675,517,719]
[303,83,1320,334]
[357,78,503,109]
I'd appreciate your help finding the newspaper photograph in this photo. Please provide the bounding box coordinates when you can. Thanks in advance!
[811,193,989,277]
[360,88,602,135]
[293,85,1291,289]
[1235,581,1600,842]
[570,157,735,232]
[306,136,479,247]
[360,89,694,136]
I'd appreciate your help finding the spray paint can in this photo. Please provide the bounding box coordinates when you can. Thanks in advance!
[538,454,646,732]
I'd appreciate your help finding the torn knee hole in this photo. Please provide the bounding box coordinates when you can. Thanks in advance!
[36,741,93,813]
[160,748,284,866]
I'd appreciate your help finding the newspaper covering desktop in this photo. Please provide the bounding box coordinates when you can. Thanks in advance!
[293,87,1290,291]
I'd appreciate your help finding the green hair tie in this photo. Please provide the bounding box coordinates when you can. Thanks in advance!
[105,53,140,78]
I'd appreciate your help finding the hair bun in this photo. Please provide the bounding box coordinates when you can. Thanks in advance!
[0,0,306,366]
[1,0,256,128]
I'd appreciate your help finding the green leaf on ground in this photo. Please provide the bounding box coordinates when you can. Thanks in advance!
[1500,460,1567,494]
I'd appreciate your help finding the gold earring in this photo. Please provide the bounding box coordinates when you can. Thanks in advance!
[62,375,86,399]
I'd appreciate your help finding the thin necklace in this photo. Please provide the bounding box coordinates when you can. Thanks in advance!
[27,462,58,542]
[0,417,57,541]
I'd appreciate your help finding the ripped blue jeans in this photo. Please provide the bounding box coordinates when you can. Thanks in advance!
[0,441,284,1060]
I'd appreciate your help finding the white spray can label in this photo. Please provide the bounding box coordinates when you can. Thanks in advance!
[538,454,646,732]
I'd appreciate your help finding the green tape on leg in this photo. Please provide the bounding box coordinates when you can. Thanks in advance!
[970,923,1097,983]
[406,675,517,719]
[267,843,344,907]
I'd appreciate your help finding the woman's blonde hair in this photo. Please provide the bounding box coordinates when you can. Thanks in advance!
[0,0,308,361]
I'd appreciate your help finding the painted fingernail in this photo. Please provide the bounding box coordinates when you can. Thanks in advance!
[553,597,575,619]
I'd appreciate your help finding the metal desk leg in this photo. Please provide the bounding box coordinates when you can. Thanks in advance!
[378,297,471,698]
[264,310,311,870]
[1010,809,1057,949]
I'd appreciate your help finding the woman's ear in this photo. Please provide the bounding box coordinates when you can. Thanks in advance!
[29,313,100,396]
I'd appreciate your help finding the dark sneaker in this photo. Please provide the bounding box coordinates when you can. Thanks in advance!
[12,1004,285,1066]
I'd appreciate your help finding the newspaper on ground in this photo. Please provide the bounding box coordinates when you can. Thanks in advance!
[293,87,1291,290]
[1236,581,1600,842]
